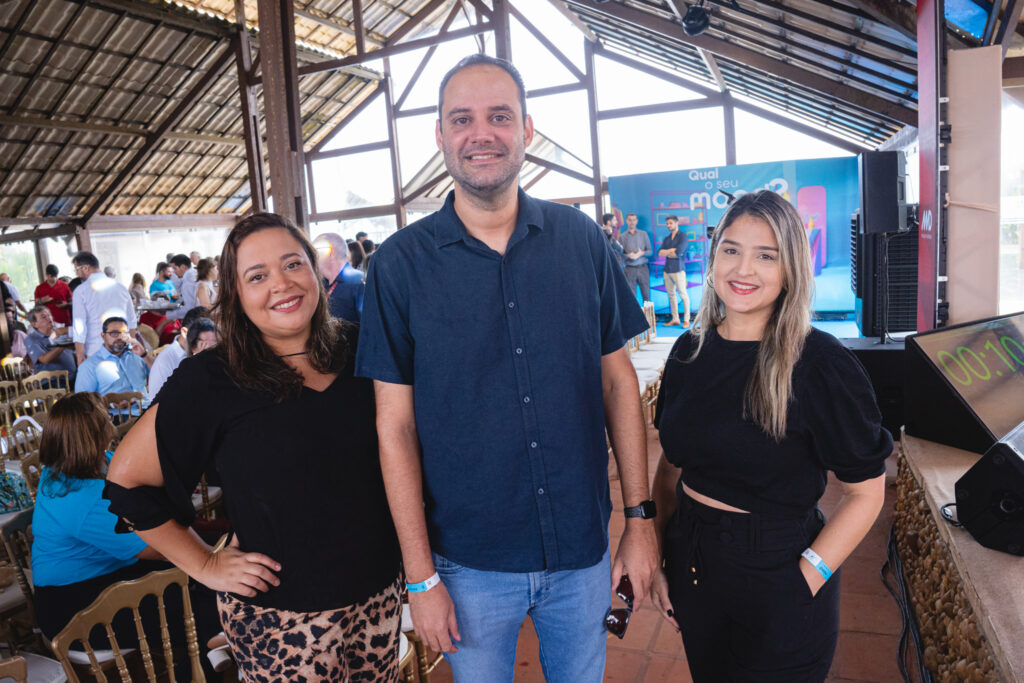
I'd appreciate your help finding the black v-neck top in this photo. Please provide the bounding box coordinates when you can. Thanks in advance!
[106,334,400,612]
[655,327,892,516]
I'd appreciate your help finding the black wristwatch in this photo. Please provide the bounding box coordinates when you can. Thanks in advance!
[624,500,657,519]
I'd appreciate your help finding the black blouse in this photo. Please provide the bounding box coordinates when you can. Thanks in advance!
[655,327,893,516]
[105,333,401,612]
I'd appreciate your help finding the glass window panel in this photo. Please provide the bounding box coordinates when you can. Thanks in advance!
[599,108,725,177]
[43,236,76,280]
[1000,91,1024,314]
[0,241,37,309]
[595,54,707,109]
[319,96,388,153]
[311,214,397,246]
[734,109,855,165]
[311,149,395,213]
[89,228,229,288]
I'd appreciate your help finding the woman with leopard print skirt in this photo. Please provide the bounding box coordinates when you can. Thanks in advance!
[106,213,403,682]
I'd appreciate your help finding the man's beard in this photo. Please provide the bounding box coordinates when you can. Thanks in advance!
[443,143,524,205]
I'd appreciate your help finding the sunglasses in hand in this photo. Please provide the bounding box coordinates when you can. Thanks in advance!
[604,574,634,639]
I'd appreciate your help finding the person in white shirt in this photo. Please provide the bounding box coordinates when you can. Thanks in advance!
[146,308,217,403]
[165,254,198,321]
[70,251,137,364]
[0,273,27,315]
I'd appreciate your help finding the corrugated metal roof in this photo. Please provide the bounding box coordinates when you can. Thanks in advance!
[562,0,923,148]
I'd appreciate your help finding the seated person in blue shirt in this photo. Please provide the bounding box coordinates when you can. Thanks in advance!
[313,232,364,322]
[25,305,77,385]
[149,262,179,300]
[31,393,220,674]
[75,316,152,405]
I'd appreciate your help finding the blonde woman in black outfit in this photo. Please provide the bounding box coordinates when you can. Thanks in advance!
[106,213,402,682]
[650,190,892,682]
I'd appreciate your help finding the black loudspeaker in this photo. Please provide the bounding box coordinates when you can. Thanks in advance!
[841,337,905,439]
[858,151,908,234]
[955,426,1024,555]
[851,213,918,337]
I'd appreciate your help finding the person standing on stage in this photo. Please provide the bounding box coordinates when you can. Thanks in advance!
[659,215,690,328]
[357,55,658,682]
[619,212,652,302]
[649,190,891,682]
[602,213,625,268]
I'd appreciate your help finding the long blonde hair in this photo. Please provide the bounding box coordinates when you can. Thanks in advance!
[688,190,814,441]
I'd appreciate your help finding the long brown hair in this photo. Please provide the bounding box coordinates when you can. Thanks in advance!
[688,190,814,441]
[39,393,114,493]
[214,212,350,399]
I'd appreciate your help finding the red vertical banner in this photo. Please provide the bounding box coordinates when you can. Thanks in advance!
[917,0,940,331]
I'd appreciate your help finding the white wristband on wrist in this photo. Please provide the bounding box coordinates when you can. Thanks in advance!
[406,572,441,593]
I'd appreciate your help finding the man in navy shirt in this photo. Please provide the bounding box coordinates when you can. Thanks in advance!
[659,214,690,328]
[357,55,658,681]
[313,232,364,322]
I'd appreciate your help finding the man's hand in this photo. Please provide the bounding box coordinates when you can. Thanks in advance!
[38,296,53,304]
[612,519,659,611]
[409,582,460,654]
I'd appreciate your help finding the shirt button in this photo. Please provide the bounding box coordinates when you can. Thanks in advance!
[508,301,515,309]
[523,396,530,403]
[516,347,523,355]
[531,441,538,448]
[538,488,545,495]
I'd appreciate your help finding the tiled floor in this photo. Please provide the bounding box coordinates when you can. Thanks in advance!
[424,426,906,683]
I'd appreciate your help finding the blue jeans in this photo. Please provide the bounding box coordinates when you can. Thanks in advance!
[435,548,610,682]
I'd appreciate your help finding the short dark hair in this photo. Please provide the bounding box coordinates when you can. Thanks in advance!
[355,232,367,240]
[170,254,191,268]
[438,54,527,125]
[72,251,99,269]
[186,317,217,352]
[155,261,169,274]
[28,305,48,323]
[666,215,679,222]
[626,212,637,219]
[362,239,375,254]
[601,213,614,225]
[45,264,59,277]
[181,306,209,331]
[102,316,127,333]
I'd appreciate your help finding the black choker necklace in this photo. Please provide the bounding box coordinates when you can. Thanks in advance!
[278,351,308,358]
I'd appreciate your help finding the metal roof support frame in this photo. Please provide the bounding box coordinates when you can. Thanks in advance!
[593,44,866,154]
[257,0,309,228]
[584,39,603,221]
[234,2,268,213]
[492,0,512,61]
[383,58,407,229]
[571,0,917,127]
[995,0,1024,58]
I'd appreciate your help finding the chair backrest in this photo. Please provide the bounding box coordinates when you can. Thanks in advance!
[136,325,159,351]
[7,420,42,461]
[0,379,21,403]
[1,508,36,618]
[0,357,28,382]
[101,392,144,426]
[21,370,70,393]
[19,452,41,499]
[51,567,205,683]
[13,389,66,422]
[0,655,27,683]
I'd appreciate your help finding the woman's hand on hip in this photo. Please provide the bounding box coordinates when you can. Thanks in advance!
[198,534,281,597]
[799,557,826,598]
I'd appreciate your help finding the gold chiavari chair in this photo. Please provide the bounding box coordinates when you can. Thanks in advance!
[20,370,70,393]
[51,567,205,683]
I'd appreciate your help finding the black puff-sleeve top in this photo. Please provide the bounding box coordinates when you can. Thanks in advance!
[655,327,893,516]
[105,331,401,612]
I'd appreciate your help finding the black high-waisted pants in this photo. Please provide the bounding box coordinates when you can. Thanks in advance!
[664,485,840,683]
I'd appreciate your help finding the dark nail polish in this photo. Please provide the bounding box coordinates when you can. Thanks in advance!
[667,609,674,618]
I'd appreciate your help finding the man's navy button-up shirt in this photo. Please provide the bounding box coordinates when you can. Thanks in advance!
[356,189,649,573]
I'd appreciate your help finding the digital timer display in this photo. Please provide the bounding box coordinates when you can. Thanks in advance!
[911,313,1024,440]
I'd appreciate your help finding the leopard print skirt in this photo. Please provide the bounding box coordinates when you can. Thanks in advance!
[217,575,403,682]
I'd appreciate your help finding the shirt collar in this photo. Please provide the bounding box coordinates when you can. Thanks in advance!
[432,188,545,249]
[95,346,128,361]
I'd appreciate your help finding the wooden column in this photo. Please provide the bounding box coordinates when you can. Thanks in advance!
[234,1,268,213]
[491,0,512,61]
[256,0,309,228]
[383,58,406,229]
